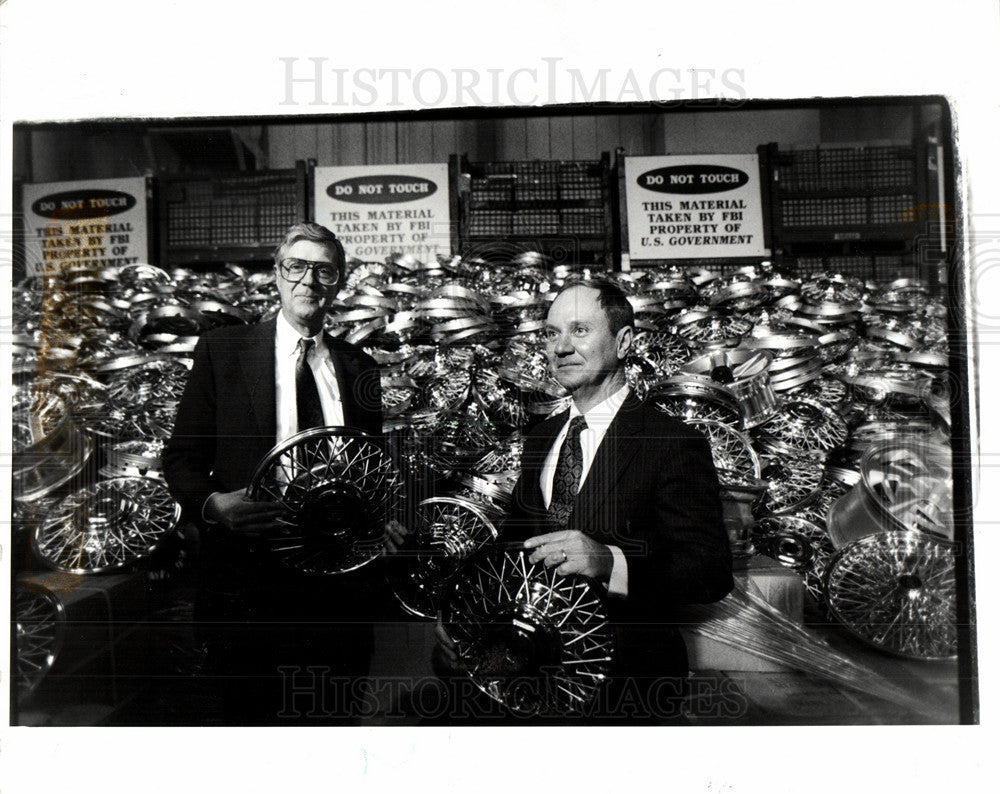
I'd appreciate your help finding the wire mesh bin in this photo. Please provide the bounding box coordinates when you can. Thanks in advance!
[159,166,307,265]
[467,209,513,237]
[560,207,605,236]
[780,194,916,228]
[771,143,923,241]
[457,154,612,265]
[775,145,916,194]
[470,178,513,208]
[513,209,559,235]
[781,253,917,281]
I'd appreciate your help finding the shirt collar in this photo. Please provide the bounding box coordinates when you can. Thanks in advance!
[276,310,326,357]
[568,384,631,432]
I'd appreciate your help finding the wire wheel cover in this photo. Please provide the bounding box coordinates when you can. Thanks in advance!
[14,583,65,701]
[34,477,180,573]
[650,380,743,428]
[445,549,613,716]
[761,455,824,514]
[684,418,761,485]
[84,358,190,441]
[393,497,499,619]
[675,314,752,346]
[13,388,68,453]
[754,516,834,602]
[825,531,957,660]
[757,398,849,456]
[247,428,402,575]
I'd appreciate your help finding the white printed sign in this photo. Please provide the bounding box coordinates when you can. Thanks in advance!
[21,177,149,275]
[624,154,767,260]
[313,163,451,261]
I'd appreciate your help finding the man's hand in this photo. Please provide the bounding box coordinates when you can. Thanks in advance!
[431,611,465,674]
[383,518,410,555]
[204,490,289,536]
[523,530,614,582]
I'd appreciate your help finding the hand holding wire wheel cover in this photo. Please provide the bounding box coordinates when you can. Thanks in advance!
[825,530,957,660]
[392,497,500,619]
[443,548,614,717]
[246,427,403,575]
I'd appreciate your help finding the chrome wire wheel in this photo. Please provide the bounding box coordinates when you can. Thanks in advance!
[753,516,835,603]
[684,418,761,485]
[825,531,958,660]
[800,273,864,308]
[756,398,849,458]
[474,368,529,430]
[103,357,190,405]
[392,497,499,619]
[13,387,68,452]
[425,368,473,414]
[445,548,613,716]
[760,455,824,515]
[428,402,503,471]
[649,379,743,428]
[14,582,65,703]
[247,427,403,575]
[789,375,849,410]
[34,477,181,573]
[674,313,752,348]
[628,331,693,378]
[84,357,191,442]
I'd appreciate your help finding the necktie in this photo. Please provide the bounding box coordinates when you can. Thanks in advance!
[295,337,324,431]
[549,415,587,527]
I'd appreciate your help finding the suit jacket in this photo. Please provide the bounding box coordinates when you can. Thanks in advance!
[502,392,733,684]
[163,317,383,523]
[162,318,385,610]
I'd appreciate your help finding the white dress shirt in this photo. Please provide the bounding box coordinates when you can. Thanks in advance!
[275,311,345,442]
[540,384,631,597]
[202,314,347,521]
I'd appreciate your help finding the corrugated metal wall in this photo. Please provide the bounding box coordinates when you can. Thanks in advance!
[18,105,931,182]
[264,113,667,168]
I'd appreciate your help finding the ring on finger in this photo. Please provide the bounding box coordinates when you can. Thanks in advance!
[561,548,568,562]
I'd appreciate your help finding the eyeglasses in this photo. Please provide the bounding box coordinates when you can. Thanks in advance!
[278,258,341,286]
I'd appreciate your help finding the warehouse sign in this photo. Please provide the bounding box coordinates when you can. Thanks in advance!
[21,177,150,275]
[313,164,451,261]
[624,154,767,260]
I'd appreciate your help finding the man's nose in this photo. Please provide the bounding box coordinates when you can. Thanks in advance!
[552,334,574,354]
[299,266,319,287]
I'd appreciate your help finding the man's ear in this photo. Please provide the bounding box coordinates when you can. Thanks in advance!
[616,325,634,360]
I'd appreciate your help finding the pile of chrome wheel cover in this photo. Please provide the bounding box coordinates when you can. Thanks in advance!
[14,254,958,661]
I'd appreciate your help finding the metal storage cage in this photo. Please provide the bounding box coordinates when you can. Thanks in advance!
[454,153,614,267]
[766,141,937,283]
[157,163,308,267]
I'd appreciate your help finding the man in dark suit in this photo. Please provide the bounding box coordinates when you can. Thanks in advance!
[163,222,387,725]
[493,278,733,721]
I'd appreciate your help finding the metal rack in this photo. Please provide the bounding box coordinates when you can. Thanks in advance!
[766,142,934,282]
[454,154,614,266]
[158,163,308,266]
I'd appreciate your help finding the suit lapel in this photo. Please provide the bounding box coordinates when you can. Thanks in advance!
[522,410,568,514]
[240,318,277,440]
[572,393,645,532]
[326,335,363,427]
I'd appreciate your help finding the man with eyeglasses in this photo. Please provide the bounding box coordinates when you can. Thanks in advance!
[164,221,391,725]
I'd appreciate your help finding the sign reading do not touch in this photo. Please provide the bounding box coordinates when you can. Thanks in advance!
[624,154,768,261]
[313,164,451,262]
